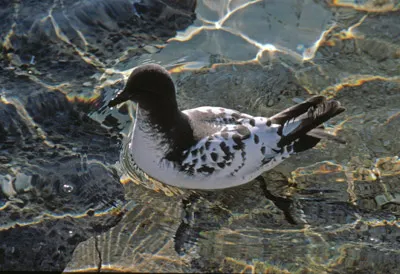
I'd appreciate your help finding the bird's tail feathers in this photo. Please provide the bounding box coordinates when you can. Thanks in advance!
[272,96,345,153]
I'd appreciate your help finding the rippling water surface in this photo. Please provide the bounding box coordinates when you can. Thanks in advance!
[1,0,400,272]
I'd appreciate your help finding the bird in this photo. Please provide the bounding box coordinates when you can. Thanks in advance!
[108,63,345,190]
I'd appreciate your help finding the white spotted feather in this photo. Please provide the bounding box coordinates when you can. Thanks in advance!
[181,107,290,176]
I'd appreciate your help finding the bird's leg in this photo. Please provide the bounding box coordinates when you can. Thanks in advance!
[256,175,297,225]
[174,192,201,256]
[174,191,232,256]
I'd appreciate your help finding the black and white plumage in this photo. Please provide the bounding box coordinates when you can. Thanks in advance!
[108,64,345,190]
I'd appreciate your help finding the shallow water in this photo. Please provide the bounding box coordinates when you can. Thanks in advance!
[1,0,400,272]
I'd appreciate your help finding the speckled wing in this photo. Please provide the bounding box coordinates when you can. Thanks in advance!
[179,125,245,176]
[180,107,286,177]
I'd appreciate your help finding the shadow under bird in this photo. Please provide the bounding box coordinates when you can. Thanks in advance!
[108,64,345,190]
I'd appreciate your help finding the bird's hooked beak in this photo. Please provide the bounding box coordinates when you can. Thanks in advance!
[108,88,131,107]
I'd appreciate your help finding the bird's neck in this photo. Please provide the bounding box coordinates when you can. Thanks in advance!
[135,104,196,162]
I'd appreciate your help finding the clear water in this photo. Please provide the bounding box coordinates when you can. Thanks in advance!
[1,0,400,272]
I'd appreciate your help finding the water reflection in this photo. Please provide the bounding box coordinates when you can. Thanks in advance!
[1,0,400,272]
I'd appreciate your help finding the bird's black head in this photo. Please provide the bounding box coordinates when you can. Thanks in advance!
[108,63,177,110]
